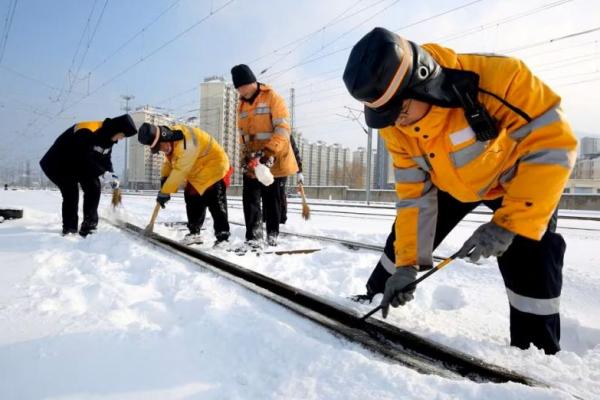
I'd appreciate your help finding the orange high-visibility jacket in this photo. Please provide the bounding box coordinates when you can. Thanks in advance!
[237,84,298,178]
[381,43,578,268]
[160,124,230,195]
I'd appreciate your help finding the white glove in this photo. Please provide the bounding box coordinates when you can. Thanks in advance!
[297,172,304,185]
[102,171,120,189]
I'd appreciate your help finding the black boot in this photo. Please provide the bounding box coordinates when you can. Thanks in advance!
[79,220,97,237]
[62,227,78,236]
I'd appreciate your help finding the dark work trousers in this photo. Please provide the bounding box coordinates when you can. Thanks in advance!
[184,180,230,241]
[243,175,284,240]
[47,174,101,232]
[265,177,288,224]
[366,190,564,354]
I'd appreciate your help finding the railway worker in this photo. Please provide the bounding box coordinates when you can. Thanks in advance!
[137,122,232,246]
[40,114,137,236]
[343,27,577,354]
[231,64,298,247]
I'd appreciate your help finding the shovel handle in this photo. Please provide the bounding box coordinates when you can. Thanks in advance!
[359,250,463,321]
[145,202,161,233]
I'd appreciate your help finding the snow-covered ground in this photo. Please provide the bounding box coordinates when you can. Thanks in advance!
[1,189,599,399]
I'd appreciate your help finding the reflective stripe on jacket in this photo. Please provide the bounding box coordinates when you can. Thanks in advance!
[160,125,230,195]
[237,84,298,177]
[381,44,577,267]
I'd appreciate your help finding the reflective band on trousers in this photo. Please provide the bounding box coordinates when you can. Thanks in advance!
[243,132,273,142]
[93,146,110,155]
[240,111,248,119]
[394,167,427,183]
[506,288,560,316]
[379,253,397,274]
[510,105,562,142]
[521,148,573,169]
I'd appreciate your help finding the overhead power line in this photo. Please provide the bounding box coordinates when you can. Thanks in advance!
[0,0,18,64]
[57,0,235,116]
[89,0,182,73]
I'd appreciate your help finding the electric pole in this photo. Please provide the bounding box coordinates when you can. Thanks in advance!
[290,88,296,185]
[121,94,135,188]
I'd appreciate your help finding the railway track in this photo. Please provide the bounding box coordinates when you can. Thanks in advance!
[222,203,600,233]
[108,218,543,387]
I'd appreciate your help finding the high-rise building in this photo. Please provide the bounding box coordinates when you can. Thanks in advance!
[352,147,376,189]
[375,132,394,189]
[199,76,241,185]
[580,136,600,158]
[128,106,176,189]
[328,143,350,186]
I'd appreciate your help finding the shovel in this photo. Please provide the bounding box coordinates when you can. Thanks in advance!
[360,250,464,321]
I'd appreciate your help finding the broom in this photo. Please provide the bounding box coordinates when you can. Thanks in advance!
[144,203,161,235]
[298,183,310,220]
[111,188,122,207]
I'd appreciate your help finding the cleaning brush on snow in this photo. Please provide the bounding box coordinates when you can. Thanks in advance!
[298,184,310,220]
[111,188,122,207]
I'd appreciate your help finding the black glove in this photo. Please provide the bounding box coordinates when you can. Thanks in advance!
[456,222,515,262]
[380,266,418,318]
[156,192,171,208]
[260,155,275,168]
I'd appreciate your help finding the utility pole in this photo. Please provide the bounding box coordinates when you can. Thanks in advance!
[121,94,135,188]
[290,88,295,132]
[338,107,373,205]
[290,88,296,185]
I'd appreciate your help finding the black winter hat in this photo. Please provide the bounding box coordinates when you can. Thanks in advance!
[104,114,137,137]
[343,27,441,129]
[231,64,257,88]
[138,123,185,154]
[138,123,160,153]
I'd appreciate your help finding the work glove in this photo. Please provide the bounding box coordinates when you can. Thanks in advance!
[102,171,120,189]
[256,149,275,168]
[456,222,516,262]
[297,172,304,185]
[260,155,274,168]
[156,192,171,208]
[109,174,120,189]
[380,266,418,318]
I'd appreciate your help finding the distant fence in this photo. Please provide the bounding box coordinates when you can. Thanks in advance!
[227,185,600,211]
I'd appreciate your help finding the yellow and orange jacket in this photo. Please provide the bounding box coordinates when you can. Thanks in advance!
[160,124,230,195]
[381,44,578,267]
[237,84,298,178]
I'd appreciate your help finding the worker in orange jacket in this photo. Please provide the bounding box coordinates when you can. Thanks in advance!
[343,27,577,354]
[138,123,231,246]
[231,64,298,247]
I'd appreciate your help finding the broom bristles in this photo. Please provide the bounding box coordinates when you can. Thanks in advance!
[301,201,310,220]
[111,188,122,207]
[299,184,310,220]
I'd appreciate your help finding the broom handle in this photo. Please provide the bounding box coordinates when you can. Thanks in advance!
[146,203,161,231]
[298,183,308,206]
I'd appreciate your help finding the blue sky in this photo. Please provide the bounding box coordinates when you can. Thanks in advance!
[1,0,599,173]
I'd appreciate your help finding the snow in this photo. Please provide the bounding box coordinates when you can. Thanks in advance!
[1,189,599,399]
